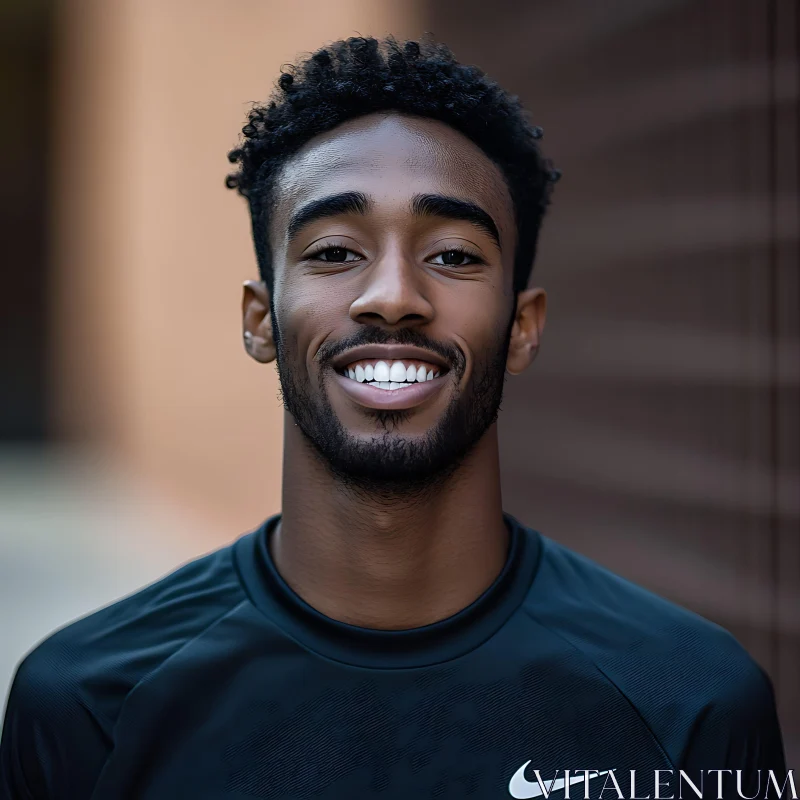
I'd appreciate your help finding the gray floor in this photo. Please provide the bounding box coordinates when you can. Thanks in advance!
[0,447,209,719]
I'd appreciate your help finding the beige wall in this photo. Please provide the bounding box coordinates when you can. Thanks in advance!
[52,0,424,540]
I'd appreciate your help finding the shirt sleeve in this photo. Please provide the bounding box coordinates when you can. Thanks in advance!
[1,645,112,799]
[679,663,787,799]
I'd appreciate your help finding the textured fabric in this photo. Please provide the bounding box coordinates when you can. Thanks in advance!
[0,514,786,799]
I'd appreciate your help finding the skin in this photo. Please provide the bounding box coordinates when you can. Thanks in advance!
[242,113,546,630]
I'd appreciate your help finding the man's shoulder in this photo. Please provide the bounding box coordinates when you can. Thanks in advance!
[523,531,785,771]
[1,540,248,795]
[531,533,751,655]
[524,532,774,753]
[14,541,245,710]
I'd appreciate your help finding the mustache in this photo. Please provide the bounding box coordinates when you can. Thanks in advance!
[316,326,466,376]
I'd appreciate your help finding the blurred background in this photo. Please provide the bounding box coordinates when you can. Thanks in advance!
[1,0,797,766]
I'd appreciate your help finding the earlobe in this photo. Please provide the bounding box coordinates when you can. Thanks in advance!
[506,287,546,376]
[242,280,277,364]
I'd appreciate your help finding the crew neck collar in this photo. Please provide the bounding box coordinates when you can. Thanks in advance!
[233,512,542,669]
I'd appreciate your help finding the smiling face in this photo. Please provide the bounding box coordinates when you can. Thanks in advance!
[243,112,545,491]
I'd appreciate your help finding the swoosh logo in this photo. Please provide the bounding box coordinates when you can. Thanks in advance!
[508,764,611,799]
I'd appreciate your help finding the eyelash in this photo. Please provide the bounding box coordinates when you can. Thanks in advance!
[305,243,484,267]
[306,244,363,263]
[427,245,483,267]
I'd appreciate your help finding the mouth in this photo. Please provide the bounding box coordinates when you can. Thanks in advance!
[330,347,451,411]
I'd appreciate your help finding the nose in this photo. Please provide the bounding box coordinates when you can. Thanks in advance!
[349,245,435,328]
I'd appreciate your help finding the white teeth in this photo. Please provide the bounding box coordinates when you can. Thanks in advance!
[343,359,443,385]
[373,361,390,382]
[389,361,407,382]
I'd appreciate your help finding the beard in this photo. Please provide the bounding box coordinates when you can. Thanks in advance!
[272,301,514,496]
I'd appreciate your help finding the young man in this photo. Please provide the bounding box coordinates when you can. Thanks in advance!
[1,37,787,799]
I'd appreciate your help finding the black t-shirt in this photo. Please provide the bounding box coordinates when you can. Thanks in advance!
[1,514,786,799]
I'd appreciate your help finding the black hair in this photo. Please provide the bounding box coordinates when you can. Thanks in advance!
[226,36,560,294]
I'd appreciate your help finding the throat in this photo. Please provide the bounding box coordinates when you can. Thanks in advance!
[270,502,509,630]
[277,420,507,629]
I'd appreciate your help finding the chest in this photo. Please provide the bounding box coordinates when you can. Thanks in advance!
[89,653,672,799]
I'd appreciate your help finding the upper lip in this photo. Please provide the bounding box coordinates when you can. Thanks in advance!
[331,345,450,372]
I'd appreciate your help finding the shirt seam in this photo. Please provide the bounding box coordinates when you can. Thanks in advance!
[520,604,678,770]
[233,554,495,671]
[232,523,545,672]
[110,588,248,737]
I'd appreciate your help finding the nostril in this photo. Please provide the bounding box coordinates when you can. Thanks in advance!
[354,312,428,326]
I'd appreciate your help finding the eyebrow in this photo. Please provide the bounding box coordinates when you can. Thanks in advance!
[286,191,371,243]
[411,194,501,249]
[285,190,502,249]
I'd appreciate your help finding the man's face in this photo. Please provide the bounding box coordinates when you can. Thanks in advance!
[262,113,521,491]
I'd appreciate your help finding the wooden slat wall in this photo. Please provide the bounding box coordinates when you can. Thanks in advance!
[424,0,799,766]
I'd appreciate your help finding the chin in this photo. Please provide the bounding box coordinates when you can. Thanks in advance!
[353,411,434,435]
[315,429,468,490]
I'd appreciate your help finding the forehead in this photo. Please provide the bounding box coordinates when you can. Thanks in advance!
[271,113,515,239]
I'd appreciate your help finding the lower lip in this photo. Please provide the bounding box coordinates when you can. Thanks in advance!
[332,371,449,410]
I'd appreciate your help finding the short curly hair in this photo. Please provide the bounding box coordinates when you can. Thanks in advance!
[226,36,560,294]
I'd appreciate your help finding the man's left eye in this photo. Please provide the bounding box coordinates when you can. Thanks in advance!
[429,249,478,266]
[312,247,361,263]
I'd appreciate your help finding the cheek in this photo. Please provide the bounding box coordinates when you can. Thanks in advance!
[276,276,348,358]
[437,284,511,355]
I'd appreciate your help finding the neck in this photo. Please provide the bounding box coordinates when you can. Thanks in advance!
[275,415,508,630]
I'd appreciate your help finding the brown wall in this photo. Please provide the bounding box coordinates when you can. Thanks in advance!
[0,1,52,441]
[52,0,425,537]
[423,0,799,764]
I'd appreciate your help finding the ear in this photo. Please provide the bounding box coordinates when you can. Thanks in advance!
[506,287,546,376]
[242,280,277,363]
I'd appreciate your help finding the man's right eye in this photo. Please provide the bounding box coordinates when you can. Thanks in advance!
[310,246,362,263]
